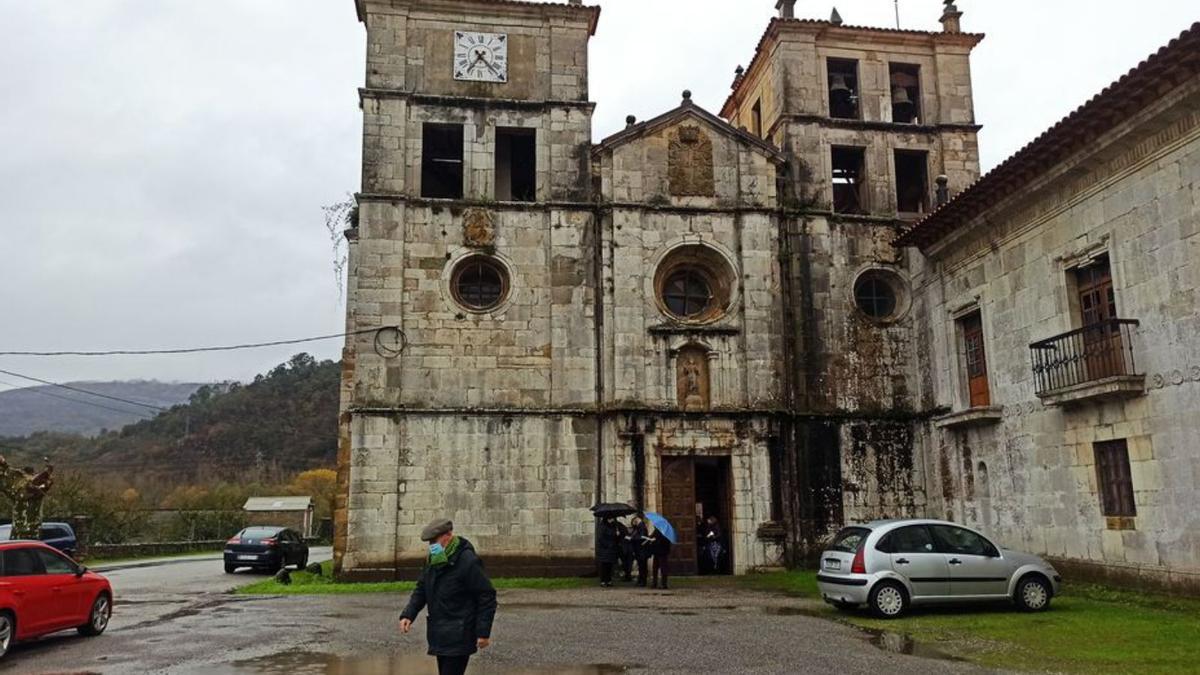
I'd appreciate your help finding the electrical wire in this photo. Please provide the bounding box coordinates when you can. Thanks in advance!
[0,369,168,411]
[0,326,395,357]
[0,378,157,419]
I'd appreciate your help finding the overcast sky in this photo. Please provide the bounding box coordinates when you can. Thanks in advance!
[1,1,1195,391]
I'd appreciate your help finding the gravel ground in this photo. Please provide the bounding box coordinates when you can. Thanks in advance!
[10,581,994,674]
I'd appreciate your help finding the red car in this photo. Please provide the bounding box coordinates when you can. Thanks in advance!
[0,540,112,659]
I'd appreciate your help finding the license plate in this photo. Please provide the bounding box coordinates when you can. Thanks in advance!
[238,555,258,561]
[825,559,841,570]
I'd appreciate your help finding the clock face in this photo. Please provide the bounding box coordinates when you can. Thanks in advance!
[454,31,508,83]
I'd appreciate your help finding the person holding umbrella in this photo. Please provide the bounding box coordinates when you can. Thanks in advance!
[628,514,650,587]
[591,503,634,588]
[644,512,677,590]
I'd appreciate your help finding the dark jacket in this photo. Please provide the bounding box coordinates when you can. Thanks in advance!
[649,530,672,557]
[595,519,620,563]
[399,538,498,657]
[629,521,650,559]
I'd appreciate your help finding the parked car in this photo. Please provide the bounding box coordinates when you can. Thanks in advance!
[816,519,1062,618]
[223,526,308,574]
[0,523,77,558]
[0,540,113,659]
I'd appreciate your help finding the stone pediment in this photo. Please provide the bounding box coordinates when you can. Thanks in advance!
[592,91,786,165]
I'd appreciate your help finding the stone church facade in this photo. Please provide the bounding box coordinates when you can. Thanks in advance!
[335,0,1200,590]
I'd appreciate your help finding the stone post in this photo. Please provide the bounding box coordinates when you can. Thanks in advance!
[71,515,91,561]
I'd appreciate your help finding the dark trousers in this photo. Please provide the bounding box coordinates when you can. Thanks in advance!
[652,552,670,587]
[619,548,633,580]
[437,655,470,675]
[634,554,648,585]
[599,561,614,584]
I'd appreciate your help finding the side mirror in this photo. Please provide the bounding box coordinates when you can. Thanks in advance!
[75,566,88,578]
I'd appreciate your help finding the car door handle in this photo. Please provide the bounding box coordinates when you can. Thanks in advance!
[895,558,910,565]
[948,558,963,565]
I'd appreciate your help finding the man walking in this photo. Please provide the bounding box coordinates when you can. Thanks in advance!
[399,518,498,675]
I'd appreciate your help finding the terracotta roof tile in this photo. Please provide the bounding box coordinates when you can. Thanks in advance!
[895,22,1200,250]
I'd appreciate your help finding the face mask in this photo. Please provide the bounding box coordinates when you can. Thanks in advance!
[429,542,445,556]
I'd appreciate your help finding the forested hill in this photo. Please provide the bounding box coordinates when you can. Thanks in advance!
[0,380,203,437]
[2,354,340,484]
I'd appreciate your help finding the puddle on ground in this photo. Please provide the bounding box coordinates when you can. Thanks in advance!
[861,628,961,662]
[228,651,632,675]
[761,606,821,617]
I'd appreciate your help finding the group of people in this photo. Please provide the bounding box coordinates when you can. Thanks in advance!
[595,514,672,589]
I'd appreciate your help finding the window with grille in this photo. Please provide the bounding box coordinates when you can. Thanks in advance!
[451,256,508,311]
[1094,440,1136,518]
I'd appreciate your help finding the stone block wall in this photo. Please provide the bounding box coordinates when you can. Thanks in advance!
[912,88,1200,581]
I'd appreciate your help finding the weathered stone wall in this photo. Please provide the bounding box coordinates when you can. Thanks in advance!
[912,85,1200,582]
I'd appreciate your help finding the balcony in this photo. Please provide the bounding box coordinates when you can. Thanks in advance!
[1029,319,1144,407]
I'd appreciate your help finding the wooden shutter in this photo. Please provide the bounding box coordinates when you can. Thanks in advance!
[1094,440,1136,517]
[961,312,990,407]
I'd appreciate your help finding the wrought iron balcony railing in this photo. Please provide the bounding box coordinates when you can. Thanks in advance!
[1029,319,1141,396]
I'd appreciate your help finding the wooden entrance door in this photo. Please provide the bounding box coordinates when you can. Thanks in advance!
[961,312,990,407]
[660,457,697,575]
[1076,258,1121,379]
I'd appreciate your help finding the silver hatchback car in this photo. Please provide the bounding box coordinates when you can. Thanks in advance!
[816,519,1062,618]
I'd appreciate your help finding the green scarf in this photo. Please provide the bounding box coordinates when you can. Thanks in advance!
[428,536,461,568]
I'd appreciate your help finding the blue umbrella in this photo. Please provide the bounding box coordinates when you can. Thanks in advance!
[644,512,677,544]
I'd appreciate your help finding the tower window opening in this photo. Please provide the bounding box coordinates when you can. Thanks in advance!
[421,123,464,199]
[889,63,921,124]
[831,146,867,214]
[827,58,860,120]
[894,150,930,214]
[496,127,537,202]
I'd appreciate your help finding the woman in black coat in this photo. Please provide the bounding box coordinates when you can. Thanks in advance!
[595,516,620,587]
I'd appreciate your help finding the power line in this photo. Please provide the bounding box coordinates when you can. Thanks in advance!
[0,326,395,357]
[0,378,156,419]
[0,369,168,412]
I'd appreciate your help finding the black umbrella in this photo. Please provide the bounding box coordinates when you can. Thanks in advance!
[590,502,637,518]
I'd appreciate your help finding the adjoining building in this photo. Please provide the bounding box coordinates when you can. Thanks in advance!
[335,0,1200,591]
[897,22,1200,593]
[244,497,316,538]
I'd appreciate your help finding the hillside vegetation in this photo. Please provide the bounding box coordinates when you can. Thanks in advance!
[0,380,203,437]
[1,354,340,488]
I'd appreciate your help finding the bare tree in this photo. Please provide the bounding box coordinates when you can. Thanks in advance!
[0,456,55,539]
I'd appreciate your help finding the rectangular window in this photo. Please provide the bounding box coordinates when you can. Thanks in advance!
[827,58,860,119]
[831,146,867,214]
[894,150,929,214]
[1094,440,1136,517]
[495,127,536,202]
[959,311,990,407]
[421,123,464,199]
[889,63,921,124]
[751,99,763,138]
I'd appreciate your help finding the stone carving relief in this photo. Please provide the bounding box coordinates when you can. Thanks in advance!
[668,125,715,197]
[676,345,711,410]
[1149,366,1200,390]
[462,208,496,248]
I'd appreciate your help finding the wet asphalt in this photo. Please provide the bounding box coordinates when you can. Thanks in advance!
[5,559,995,674]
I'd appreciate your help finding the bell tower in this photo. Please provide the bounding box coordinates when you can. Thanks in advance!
[337,0,603,580]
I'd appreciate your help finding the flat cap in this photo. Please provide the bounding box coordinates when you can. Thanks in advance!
[420,518,453,542]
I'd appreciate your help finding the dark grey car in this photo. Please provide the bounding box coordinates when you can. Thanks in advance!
[816,519,1062,618]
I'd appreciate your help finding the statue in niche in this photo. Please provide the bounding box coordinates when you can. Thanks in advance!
[668,125,715,197]
[676,347,711,410]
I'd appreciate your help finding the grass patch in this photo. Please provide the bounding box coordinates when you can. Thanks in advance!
[835,582,1200,674]
[235,560,592,596]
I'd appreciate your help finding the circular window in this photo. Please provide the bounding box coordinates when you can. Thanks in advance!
[451,256,508,311]
[653,245,735,324]
[663,269,714,319]
[853,270,905,321]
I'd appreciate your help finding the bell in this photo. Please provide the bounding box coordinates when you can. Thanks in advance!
[892,86,916,121]
[830,74,852,96]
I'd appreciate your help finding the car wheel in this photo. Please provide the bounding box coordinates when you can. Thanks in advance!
[1015,575,1052,612]
[869,581,908,619]
[78,594,111,636]
[0,612,13,659]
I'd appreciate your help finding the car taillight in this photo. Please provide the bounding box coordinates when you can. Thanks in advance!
[262,538,277,546]
[226,537,240,545]
[851,547,866,574]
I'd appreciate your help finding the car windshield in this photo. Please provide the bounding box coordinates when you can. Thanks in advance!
[0,525,10,540]
[828,527,871,553]
[241,528,281,539]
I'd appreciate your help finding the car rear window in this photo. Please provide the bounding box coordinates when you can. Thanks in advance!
[241,528,281,539]
[828,527,871,553]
